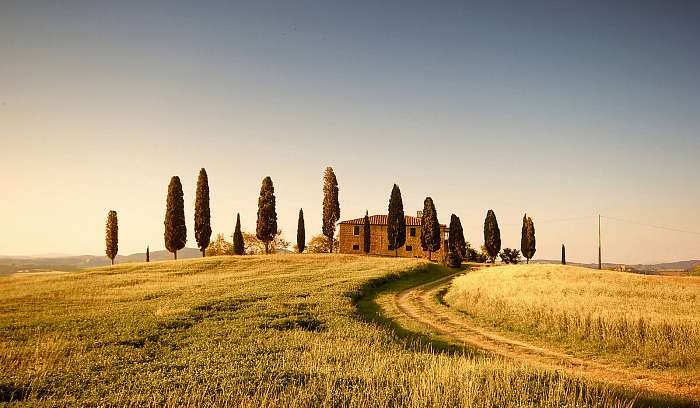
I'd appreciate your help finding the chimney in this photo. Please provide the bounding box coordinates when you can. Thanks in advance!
[416,211,423,219]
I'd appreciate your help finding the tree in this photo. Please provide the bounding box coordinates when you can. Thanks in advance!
[206,233,235,256]
[164,176,187,260]
[387,184,406,256]
[363,211,371,254]
[483,210,501,263]
[194,168,212,257]
[105,210,118,265]
[520,214,536,264]
[448,214,467,262]
[233,213,244,255]
[146,246,149,262]
[500,248,521,264]
[420,197,441,261]
[562,244,566,265]
[244,230,289,254]
[297,208,306,253]
[256,176,278,254]
[322,167,340,253]
[307,234,339,253]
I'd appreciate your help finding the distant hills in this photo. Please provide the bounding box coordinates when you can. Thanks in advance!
[532,259,700,272]
[0,248,202,275]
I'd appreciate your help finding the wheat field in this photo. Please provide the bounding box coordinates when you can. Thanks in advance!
[446,264,700,370]
[0,255,688,407]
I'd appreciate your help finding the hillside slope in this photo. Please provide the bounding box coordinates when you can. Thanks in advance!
[0,256,655,407]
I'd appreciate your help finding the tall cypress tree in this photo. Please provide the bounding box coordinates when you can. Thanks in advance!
[483,209,501,263]
[233,213,244,255]
[105,210,118,265]
[146,246,149,263]
[363,210,371,254]
[256,176,277,254]
[322,167,340,253]
[194,168,212,257]
[297,208,305,253]
[420,197,441,261]
[387,184,406,256]
[562,244,566,265]
[520,214,536,264]
[448,214,467,262]
[164,176,187,260]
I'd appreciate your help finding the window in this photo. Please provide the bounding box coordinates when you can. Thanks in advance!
[406,245,413,251]
[353,226,360,236]
[409,228,416,237]
[352,244,360,251]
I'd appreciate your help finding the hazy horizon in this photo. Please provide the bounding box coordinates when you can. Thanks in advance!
[1,1,698,264]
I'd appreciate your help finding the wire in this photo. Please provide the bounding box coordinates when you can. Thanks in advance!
[600,215,700,236]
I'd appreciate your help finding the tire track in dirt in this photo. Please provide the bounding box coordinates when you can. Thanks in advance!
[394,268,700,402]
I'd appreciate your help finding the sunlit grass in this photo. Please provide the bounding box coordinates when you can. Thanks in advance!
[0,255,677,406]
[446,264,700,369]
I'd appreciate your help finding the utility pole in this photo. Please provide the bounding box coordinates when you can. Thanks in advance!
[598,214,602,270]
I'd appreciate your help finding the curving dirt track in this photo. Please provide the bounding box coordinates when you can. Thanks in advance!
[393,268,700,402]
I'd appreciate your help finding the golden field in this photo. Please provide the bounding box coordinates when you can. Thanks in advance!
[445,264,700,369]
[0,255,668,407]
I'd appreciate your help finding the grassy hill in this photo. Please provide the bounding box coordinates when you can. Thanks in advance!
[0,255,653,407]
[446,264,700,370]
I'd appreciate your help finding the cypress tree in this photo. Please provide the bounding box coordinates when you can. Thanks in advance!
[322,167,340,253]
[483,209,501,263]
[105,210,118,265]
[562,244,566,265]
[520,214,536,264]
[448,214,467,262]
[387,184,406,256]
[146,246,150,262]
[420,197,441,261]
[297,209,305,253]
[363,210,371,254]
[256,176,277,254]
[194,168,212,257]
[233,213,244,255]
[164,176,187,260]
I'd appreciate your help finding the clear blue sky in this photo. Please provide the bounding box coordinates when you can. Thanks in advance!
[1,1,698,263]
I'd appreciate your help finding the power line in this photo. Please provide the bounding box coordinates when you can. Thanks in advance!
[600,215,700,236]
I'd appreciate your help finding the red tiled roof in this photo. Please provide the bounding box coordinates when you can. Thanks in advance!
[340,215,445,227]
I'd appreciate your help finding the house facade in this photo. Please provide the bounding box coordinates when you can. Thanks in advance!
[338,212,447,259]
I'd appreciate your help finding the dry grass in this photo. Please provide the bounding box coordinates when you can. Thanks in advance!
[446,264,700,369]
[0,255,671,407]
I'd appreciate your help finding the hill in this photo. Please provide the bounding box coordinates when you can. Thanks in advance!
[531,259,700,273]
[0,255,648,407]
[0,248,201,275]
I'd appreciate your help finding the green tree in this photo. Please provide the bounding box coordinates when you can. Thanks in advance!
[363,210,371,254]
[146,246,149,262]
[448,214,467,262]
[297,208,305,253]
[500,248,522,264]
[387,184,406,256]
[233,213,244,255]
[420,197,441,261]
[322,167,340,253]
[256,176,278,254]
[307,234,339,254]
[562,244,566,265]
[105,210,118,265]
[520,214,536,264]
[164,176,187,260]
[194,168,212,257]
[483,209,501,263]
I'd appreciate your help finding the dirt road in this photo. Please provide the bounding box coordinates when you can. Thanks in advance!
[392,269,700,401]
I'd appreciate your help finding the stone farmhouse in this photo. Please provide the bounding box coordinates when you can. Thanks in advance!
[338,212,448,259]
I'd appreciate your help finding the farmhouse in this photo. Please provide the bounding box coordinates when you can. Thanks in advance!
[338,212,448,259]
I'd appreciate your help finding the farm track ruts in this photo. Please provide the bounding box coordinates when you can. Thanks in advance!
[393,267,700,402]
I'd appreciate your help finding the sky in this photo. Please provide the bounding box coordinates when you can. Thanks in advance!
[0,1,698,263]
